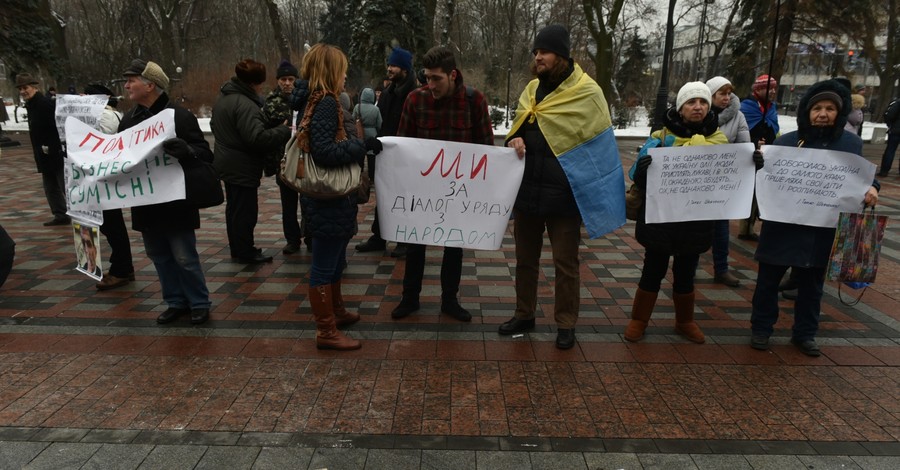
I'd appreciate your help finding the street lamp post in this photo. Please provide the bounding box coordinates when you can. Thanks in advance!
[652,0,678,132]
[506,60,511,128]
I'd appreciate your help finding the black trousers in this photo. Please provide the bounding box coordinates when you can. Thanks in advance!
[0,223,15,288]
[99,209,134,277]
[224,182,260,258]
[639,250,700,294]
[277,177,302,244]
[41,167,67,218]
[402,244,463,301]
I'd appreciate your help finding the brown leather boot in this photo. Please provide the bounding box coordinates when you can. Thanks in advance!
[331,280,360,328]
[310,284,361,350]
[673,291,705,343]
[624,288,657,342]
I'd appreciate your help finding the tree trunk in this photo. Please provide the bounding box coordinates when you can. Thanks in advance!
[263,0,291,59]
[582,0,625,111]
[769,0,797,80]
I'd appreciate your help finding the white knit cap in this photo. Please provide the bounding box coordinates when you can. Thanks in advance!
[676,81,712,110]
[705,76,732,96]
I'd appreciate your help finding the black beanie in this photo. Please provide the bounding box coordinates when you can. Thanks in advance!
[276,60,299,79]
[533,25,570,59]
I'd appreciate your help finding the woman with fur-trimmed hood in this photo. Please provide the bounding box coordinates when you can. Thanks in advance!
[750,79,880,357]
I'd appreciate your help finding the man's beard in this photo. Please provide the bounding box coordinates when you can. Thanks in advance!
[531,57,568,83]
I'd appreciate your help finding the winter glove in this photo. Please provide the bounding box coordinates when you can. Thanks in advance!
[633,155,652,189]
[162,138,194,161]
[365,137,383,155]
[752,149,764,170]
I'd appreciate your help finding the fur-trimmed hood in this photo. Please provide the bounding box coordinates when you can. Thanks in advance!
[797,79,851,142]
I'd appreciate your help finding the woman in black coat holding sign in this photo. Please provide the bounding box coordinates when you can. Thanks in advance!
[623,82,730,345]
[750,79,879,357]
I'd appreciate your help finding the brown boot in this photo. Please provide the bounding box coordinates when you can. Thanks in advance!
[309,284,361,350]
[624,288,657,342]
[673,291,705,343]
[331,280,360,328]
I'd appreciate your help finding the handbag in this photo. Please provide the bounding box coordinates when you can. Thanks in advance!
[625,183,643,221]
[827,208,888,305]
[181,158,224,209]
[279,131,361,199]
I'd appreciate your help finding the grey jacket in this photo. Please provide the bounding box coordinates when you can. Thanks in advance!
[715,93,751,144]
[352,88,382,139]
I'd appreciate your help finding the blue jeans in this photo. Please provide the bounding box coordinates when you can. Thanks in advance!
[879,132,900,174]
[142,229,210,310]
[712,220,730,274]
[309,236,349,287]
[751,262,825,341]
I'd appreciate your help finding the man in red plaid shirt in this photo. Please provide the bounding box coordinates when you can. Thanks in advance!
[391,45,495,321]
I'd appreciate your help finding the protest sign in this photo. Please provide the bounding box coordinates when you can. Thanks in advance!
[644,143,756,223]
[64,109,185,213]
[375,137,523,251]
[55,94,109,142]
[73,221,103,281]
[756,145,876,228]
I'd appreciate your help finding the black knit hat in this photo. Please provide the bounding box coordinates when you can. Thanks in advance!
[84,83,114,96]
[532,25,570,59]
[276,60,299,79]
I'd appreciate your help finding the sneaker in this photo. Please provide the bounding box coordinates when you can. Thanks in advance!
[441,300,471,322]
[790,337,821,357]
[714,271,740,287]
[750,335,770,350]
[96,272,135,291]
[190,308,210,325]
[157,307,189,324]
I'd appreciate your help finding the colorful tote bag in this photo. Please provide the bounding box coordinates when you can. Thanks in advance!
[827,210,888,284]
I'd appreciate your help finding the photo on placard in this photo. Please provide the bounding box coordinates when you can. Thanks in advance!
[73,221,103,280]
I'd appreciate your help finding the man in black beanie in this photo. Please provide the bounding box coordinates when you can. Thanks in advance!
[356,47,418,258]
[263,60,306,254]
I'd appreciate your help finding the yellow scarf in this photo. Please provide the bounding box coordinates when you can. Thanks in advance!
[651,127,729,147]
[507,63,612,156]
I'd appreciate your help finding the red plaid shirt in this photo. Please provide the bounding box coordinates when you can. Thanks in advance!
[396,81,494,145]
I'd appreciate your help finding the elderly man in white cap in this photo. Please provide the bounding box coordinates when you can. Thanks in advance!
[118,59,214,326]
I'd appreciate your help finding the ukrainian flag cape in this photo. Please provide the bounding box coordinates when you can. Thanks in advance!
[507,64,625,238]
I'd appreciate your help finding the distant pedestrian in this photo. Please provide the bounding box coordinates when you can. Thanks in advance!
[878,97,900,177]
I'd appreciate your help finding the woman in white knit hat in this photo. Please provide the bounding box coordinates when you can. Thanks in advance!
[624,81,744,344]
[705,76,750,288]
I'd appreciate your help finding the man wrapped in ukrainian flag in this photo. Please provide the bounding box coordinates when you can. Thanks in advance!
[498,24,625,350]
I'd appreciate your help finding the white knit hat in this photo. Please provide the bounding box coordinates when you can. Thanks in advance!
[705,76,732,96]
[676,81,712,110]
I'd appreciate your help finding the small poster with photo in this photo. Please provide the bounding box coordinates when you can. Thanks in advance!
[73,222,103,280]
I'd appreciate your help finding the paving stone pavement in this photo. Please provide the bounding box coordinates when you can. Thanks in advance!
[1,132,899,468]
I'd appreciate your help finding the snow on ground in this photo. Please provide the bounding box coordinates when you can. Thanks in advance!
[3,104,884,142]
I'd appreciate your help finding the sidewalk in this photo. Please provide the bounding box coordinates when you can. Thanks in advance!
[1,131,898,469]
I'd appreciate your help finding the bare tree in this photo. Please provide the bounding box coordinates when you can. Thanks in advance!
[582,0,626,109]
[262,0,290,59]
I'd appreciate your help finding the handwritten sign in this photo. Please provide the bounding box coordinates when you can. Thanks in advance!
[756,145,876,227]
[55,94,109,142]
[645,143,756,223]
[375,137,523,250]
[64,109,186,213]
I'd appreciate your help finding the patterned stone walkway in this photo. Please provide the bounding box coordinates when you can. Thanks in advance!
[1,132,899,468]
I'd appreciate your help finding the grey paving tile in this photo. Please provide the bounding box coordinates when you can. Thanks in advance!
[690,454,752,470]
[236,432,293,447]
[30,427,91,442]
[655,439,711,454]
[638,453,699,470]
[530,451,588,469]
[796,455,863,470]
[421,450,476,470]
[499,436,552,452]
[0,427,41,441]
[850,455,900,470]
[80,443,154,470]
[23,442,101,470]
[395,435,447,450]
[446,436,498,451]
[862,441,900,456]
[743,454,806,470]
[307,447,368,470]
[80,429,141,444]
[583,452,642,470]
[363,449,421,469]
[757,440,817,455]
[0,441,49,469]
[808,441,869,455]
[195,446,260,470]
[251,447,314,469]
[705,439,764,454]
[550,437,605,453]
[136,444,207,470]
[602,438,658,453]
[475,450,531,470]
